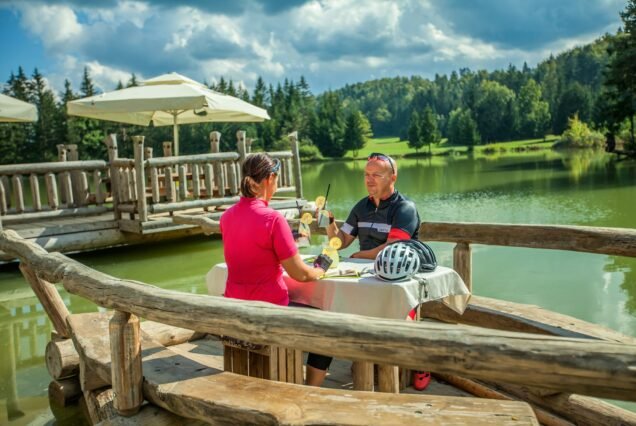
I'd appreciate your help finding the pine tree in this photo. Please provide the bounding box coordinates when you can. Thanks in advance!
[30,68,58,161]
[344,111,373,157]
[419,106,441,155]
[127,73,139,87]
[407,111,423,153]
[602,0,636,146]
[252,76,267,107]
[80,67,95,97]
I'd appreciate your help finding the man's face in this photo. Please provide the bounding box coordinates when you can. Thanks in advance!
[364,160,395,198]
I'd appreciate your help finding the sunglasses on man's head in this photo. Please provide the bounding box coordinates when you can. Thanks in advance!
[367,152,395,174]
[271,158,281,174]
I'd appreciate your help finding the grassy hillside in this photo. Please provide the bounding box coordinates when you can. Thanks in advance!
[344,136,559,160]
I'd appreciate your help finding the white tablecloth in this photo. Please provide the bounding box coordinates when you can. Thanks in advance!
[206,258,471,320]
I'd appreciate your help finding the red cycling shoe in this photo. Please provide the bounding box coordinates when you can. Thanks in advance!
[413,371,431,391]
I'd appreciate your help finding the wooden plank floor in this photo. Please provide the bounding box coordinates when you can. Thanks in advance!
[173,335,470,397]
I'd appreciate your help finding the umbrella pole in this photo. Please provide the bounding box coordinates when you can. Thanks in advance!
[173,113,179,156]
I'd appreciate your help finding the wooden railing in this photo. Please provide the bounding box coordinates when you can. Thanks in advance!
[0,131,304,234]
[0,156,109,225]
[2,227,634,419]
[104,131,302,233]
[419,222,636,292]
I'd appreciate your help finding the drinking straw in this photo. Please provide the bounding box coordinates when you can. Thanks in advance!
[324,183,331,210]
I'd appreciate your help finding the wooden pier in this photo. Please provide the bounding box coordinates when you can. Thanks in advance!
[1,220,636,425]
[0,130,306,262]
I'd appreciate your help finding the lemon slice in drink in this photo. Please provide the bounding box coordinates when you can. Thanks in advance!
[329,237,342,250]
[315,196,326,209]
[300,212,313,225]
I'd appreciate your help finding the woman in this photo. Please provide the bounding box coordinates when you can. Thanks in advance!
[220,153,329,385]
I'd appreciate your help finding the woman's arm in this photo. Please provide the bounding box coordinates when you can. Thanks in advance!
[281,253,325,282]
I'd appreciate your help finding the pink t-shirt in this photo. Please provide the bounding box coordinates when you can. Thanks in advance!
[219,197,298,306]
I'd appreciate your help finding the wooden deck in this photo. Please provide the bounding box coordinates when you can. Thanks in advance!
[0,199,304,262]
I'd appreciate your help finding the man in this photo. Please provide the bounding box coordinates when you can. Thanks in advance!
[326,153,420,258]
[306,153,425,388]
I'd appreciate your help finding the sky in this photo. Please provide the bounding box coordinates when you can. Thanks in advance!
[0,0,627,96]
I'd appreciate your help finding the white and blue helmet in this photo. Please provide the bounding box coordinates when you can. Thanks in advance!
[374,242,420,282]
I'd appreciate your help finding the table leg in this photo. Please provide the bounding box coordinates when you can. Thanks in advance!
[377,364,399,393]
[352,361,374,391]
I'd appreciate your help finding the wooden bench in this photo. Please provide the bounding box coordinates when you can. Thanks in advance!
[67,312,539,425]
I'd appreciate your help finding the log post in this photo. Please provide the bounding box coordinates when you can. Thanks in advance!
[67,145,82,204]
[178,165,187,200]
[192,164,201,199]
[19,263,70,338]
[46,338,80,379]
[150,167,159,204]
[289,131,303,199]
[284,158,293,189]
[453,242,472,292]
[377,364,399,393]
[61,171,73,208]
[48,377,82,407]
[209,131,221,153]
[246,137,253,154]
[30,174,41,211]
[210,131,223,195]
[109,311,142,416]
[104,135,121,220]
[57,144,67,204]
[93,170,103,205]
[352,361,374,391]
[205,164,215,198]
[79,172,90,206]
[133,136,148,222]
[45,173,59,210]
[236,130,247,164]
[227,161,238,195]
[12,175,24,213]
[164,167,175,202]
[0,177,7,214]
[162,141,173,158]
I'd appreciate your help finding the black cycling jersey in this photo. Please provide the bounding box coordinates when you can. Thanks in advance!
[341,190,420,251]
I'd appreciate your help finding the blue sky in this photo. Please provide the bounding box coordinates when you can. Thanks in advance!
[0,0,626,96]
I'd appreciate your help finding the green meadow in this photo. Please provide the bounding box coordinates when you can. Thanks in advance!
[343,135,560,160]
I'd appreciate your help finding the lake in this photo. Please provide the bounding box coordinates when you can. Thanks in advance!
[0,148,634,423]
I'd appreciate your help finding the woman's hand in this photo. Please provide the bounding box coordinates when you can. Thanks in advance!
[281,253,325,282]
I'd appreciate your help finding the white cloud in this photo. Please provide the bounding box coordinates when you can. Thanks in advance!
[1,0,624,94]
[18,4,82,48]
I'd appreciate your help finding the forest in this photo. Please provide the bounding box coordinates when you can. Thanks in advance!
[1,1,634,162]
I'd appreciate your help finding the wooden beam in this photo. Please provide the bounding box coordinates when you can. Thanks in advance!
[4,231,635,401]
[109,311,143,416]
[49,377,82,407]
[19,263,70,338]
[67,314,538,425]
[420,222,636,257]
[46,338,79,379]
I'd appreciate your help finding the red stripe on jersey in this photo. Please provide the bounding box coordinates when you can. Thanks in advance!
[388,228,410,240]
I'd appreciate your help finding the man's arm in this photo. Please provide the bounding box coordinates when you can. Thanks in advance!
[326,215,356,249]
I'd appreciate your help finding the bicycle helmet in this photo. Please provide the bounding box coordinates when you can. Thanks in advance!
[389,239,437,272]
[374,242,420,281]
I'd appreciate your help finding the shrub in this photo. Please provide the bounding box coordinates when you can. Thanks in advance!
[559,115,605,148]
[298,143,324,161]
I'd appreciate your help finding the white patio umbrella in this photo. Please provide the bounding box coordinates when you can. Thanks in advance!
[67,72,269,155]
[0,93,38,122]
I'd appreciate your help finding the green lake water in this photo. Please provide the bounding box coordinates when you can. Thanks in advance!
[1,148,635,423]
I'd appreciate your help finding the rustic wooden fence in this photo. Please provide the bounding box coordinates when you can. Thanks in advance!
[0,131,304,235]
